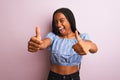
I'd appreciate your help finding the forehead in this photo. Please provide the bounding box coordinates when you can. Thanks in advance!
[54,12,66,20]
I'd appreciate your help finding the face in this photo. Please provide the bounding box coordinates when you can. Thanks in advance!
[54,12,72,36]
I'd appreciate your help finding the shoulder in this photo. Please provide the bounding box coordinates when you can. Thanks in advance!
[46,32,57,42]
[47,32,56,36]
[80,33,90,40]
[46,32,56,38]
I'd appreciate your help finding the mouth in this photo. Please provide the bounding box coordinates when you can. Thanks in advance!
[58,26,65,34]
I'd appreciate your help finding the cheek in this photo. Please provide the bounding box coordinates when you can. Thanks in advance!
[65,23,71,30]
[63,21,69,26]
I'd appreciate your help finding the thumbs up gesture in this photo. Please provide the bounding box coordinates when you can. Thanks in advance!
[28,25,43,52]
[72,31,91,55]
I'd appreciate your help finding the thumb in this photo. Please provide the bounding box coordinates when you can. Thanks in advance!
[36,25,41,40]
[75,30,82,42]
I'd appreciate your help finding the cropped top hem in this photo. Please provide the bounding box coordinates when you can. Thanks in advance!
[51,63,80,66]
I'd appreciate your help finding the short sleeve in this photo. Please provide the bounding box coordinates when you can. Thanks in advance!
[80,33,90,40]
[46,32,56,43]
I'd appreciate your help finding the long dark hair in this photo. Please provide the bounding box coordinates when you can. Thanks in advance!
[52,8,78,35]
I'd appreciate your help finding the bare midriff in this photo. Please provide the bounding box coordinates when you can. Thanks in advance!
[51,64,79,75]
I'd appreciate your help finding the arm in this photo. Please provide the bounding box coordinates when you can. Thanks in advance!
[39,38,51,50]
[84,40,98,53]
[72,31,98,55]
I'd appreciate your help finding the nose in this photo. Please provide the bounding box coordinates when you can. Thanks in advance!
[56,21,62,28]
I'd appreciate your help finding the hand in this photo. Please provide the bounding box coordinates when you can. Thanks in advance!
[28,25,43,52]
[72,31,91,55]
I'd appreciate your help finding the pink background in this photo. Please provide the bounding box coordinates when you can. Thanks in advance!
[0,0,120,80]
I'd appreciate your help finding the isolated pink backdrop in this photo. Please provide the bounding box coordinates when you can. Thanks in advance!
[0,0,120,80]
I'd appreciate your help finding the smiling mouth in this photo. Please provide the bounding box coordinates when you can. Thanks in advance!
[58,26,65,34]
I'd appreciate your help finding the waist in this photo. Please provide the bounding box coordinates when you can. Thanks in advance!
[48,70,80,80]
[50,64,79,75]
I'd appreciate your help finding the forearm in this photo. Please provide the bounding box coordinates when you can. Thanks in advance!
[39,38,51,50]
[85,40,98,53]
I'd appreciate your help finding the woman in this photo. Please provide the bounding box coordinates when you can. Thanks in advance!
[28,8,98,80]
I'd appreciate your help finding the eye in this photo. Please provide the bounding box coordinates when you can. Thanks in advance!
[55,20,58,25]
[60,19,65,23]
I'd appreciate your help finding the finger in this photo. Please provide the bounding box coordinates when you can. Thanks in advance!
[28,48,38,52]
[30,37,41,44]
[28,41,40,48]
[72,45,84,55]
[75,30,82,42]
[36,25,41,39]
[28,45,39,51]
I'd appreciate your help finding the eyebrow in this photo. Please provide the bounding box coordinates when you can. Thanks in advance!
[55,18,65,21]
[60,18,65,19]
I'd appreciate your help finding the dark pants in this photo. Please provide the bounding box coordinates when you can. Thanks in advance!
[48,71,80,80]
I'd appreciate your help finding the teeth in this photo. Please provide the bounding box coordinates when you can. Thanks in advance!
[58,26,64,30]
[59,27,63,30]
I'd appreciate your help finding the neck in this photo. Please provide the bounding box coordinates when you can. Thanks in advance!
[61,31,75,39]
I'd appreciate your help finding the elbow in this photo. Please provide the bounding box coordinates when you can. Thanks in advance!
[89,43,98,53]
[89,47,98,53]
